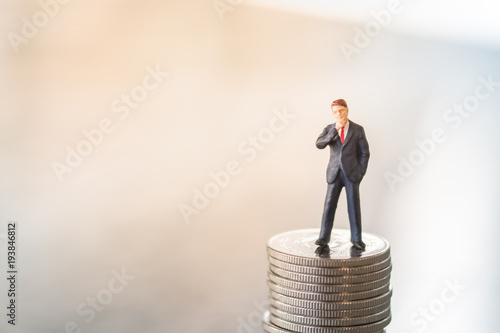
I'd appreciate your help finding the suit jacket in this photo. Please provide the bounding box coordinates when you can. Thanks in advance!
[316,120,370,184]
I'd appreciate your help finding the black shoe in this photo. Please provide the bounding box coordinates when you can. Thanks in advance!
[315,244,330,257]
[351,240,366,251]
[315,238,328,246]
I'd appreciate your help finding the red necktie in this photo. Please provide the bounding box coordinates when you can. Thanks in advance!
[340,126,345,144]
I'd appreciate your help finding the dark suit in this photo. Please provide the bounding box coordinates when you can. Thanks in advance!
[316,120,370,243]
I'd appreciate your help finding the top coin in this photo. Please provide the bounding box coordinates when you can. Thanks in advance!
[267,229,390,267]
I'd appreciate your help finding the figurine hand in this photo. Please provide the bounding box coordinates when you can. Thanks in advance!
[316,126,337,149]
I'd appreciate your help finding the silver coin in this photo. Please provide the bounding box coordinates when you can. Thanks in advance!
[270,297,391,319]
[268,271,391,293]
[268,312,391,333]
[269,264,392,285]
[268,280,391,302]
[269,288,392,311]
[262,311,387,333]
[268,229,390,268]
[268,256,391,276]
[270,306,391,327]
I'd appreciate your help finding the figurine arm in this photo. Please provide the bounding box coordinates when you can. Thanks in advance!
[358,127,370,176]
[316,125,338,149]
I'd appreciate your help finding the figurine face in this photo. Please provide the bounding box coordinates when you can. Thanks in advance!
[332,105,349,125]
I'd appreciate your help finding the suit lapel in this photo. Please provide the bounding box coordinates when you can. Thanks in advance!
[343,121,355,146]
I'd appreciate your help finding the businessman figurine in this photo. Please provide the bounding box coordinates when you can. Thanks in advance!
[316,99,370,251]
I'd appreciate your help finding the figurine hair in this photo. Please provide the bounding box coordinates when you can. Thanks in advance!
[331,99,348,108]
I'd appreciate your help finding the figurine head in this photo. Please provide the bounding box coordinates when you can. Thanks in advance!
[331,99,348,126]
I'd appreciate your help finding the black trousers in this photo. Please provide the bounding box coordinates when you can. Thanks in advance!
[319,169,362,243]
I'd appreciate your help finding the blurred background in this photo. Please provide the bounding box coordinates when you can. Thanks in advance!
[1,0,499,332]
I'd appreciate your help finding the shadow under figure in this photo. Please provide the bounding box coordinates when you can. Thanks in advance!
[315,99,370,251]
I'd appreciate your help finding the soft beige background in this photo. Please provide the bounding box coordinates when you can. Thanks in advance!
[1,1,499,332]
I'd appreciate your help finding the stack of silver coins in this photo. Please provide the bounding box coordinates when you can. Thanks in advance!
[263,229,392,333]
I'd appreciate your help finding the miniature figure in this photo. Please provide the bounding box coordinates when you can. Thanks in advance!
[315,99,370,250]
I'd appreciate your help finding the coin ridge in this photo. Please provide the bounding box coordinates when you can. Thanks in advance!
[270,306,391,327]
[262,311,388,333]
[268,256,392,276]
[267,280,391,302]
[269,298,391,318]
[269,289,393,311]
[268,312,392,333]
[269,264,392,285]
[262,311,387,333]
[268,272,391,293]
[267,247,391,268]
